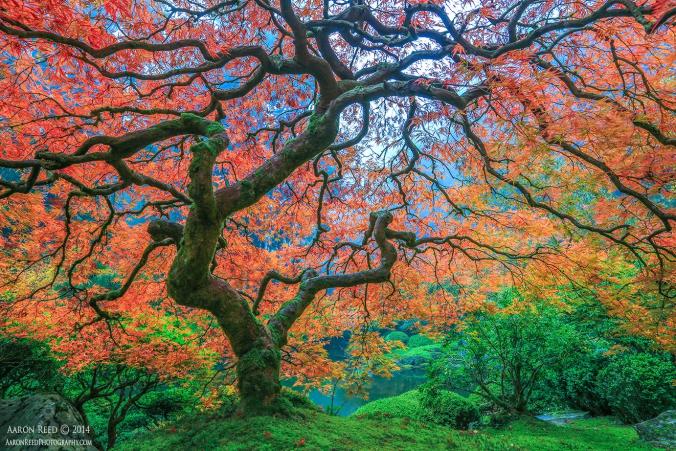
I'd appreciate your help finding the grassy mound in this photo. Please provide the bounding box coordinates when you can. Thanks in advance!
[118,406,657,450]
[353,390,423,419]
[354,388,479,429]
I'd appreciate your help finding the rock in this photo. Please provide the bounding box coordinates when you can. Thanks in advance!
[0,394,97,450]
[635,410,676,448]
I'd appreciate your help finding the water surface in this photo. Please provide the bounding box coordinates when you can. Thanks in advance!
[306,367,427,416]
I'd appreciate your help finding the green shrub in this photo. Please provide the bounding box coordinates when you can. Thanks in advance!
[557,353,610,415]
[408,334,434,348]
[353,390,423,419]
[430,307,581,413]
[392,344,441,367]
[467,392,493,415]
[384,331,409,344]
[419,385,480,429]
[0,336,63,397]
[596,353,676,423]
[140,387,192,420]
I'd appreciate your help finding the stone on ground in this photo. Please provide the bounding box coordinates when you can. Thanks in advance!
[634,410,676,449]
[0,394,97,450]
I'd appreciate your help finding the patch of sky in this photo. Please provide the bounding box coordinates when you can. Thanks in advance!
[0,167,21,183]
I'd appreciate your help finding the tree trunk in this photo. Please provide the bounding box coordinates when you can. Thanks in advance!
[235,339,282,415]
[73,402,104,450]
[106,425,117,451]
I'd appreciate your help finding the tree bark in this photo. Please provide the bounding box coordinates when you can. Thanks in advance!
[235,336,282,414]
[160,117,289,415]
[157,114,402,415]
[106,424,117,451]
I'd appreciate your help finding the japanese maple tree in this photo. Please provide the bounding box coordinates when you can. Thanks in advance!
[1,0,674,414]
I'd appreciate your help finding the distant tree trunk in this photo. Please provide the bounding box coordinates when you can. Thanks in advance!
[106,424,117,451]
[73,402,104,451]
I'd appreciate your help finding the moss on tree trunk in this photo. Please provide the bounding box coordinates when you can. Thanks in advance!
[236,340,283,415]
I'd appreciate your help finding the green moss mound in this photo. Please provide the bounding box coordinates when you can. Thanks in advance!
[117,408,658,451]
[353,390,423,420]
[355,388,479,429]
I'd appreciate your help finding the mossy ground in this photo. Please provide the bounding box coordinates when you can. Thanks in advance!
[118,407,656,451]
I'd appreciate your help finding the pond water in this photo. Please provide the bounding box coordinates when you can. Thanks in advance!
[304,367,427,416]
[535,411,590,425]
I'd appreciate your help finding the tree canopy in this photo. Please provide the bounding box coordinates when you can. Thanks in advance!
[0,0,674,411]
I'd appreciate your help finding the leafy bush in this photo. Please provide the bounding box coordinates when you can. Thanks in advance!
[391,344,441,367]
[353,390,423,419]
[140,387,193,420]
[429,306,580,413]
[384,331,409,344]
[419,384,480,429]
[407,334,434,348]
[596,353,676,423]
[0,336,63,397]
[556,352,610,415]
